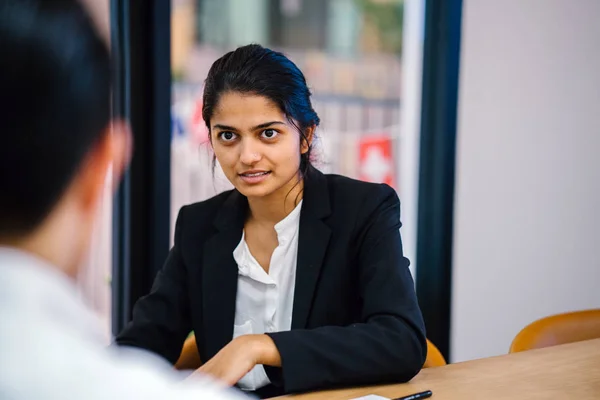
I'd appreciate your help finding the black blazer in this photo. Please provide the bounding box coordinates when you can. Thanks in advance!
[116,167,426,397]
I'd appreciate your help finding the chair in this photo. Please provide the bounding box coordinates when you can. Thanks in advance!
[509,309,600,353]
[175,333,202,370]
[423,339,446,368]
[175,333,447,370]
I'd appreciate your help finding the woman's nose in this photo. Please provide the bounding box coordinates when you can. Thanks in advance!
[239,140,262,165]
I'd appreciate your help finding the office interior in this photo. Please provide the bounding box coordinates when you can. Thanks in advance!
[77,0,600,371]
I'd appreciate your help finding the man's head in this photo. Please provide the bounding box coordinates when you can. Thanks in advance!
[0,0,131,276]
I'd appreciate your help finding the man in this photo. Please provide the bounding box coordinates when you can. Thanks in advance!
[0,1,244,398]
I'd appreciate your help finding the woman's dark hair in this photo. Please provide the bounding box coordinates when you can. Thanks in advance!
[202,44,320,176]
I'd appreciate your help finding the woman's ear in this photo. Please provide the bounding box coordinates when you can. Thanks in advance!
[301,125,316,154]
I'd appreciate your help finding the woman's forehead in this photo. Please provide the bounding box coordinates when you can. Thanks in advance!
[212,93,287,130]
[213,92,283,118]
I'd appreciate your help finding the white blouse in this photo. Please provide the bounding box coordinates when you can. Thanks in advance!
[232,200,303,391]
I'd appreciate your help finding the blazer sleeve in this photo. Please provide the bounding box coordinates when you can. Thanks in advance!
[115,206,192,365]
[265,185,427,393]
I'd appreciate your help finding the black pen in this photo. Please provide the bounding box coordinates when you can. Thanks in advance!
[392,389,433,400]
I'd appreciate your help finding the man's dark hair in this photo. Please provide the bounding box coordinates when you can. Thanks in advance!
[0,0,111,237]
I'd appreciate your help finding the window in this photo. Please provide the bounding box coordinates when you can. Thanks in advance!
[170,0,423,274]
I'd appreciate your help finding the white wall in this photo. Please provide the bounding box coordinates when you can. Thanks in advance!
[451,0,600,362]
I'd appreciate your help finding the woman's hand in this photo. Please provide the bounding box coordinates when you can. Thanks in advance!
[194,334,281,386]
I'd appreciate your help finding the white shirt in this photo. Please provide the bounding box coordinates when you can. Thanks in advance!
[0,247,245,400]
[232,200,303,391]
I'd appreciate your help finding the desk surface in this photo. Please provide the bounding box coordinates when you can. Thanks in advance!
[274,338,600,399]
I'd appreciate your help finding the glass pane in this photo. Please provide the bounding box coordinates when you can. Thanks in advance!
[170,0,423,268]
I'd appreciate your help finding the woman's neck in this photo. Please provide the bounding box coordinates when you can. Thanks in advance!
[247,174,304,225]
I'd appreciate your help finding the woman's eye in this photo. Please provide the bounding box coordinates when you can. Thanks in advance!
[261,129,278,139]
[219,131,236,141]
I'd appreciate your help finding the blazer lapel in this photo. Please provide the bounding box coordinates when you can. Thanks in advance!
[292,167,332,329]
[202,191,247,360]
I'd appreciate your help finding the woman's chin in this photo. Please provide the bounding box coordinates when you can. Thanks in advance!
[235,182,275,199]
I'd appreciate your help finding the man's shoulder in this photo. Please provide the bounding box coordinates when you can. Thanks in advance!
[0,313,244,399]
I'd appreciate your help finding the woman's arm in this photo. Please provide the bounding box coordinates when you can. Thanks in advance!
[115,207,193,365]
[191,334,281,385]
[263,185,427,393]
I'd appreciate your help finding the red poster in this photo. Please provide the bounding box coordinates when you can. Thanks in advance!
[190,97,209,145]
[358,135,395,187]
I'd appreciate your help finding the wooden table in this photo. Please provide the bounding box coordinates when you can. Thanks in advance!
[274,338,600,399]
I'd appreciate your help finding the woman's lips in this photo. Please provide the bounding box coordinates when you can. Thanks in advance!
[239,171,271,184]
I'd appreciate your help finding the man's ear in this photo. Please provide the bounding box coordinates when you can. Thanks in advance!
[301,125,315,154]
[72,119,132,211]
[108,119,133,191]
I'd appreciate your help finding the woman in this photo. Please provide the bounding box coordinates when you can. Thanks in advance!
[116,44,426,398]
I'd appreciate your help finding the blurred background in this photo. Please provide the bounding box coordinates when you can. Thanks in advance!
[77,0,600,364]
[170,0,409,232]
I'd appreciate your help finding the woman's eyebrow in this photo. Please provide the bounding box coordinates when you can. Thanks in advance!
[213,121,286,131]
[213,124,237,131]
[251,121,286,130]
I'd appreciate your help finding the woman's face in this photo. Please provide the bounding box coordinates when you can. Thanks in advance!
[210,91,310,200]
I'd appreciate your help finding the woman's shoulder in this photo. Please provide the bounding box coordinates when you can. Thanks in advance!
[174,189,237,235]
[311,172,401,229]
[321,174,402,242]
[180,189,235,216]
[323,173,399,206]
